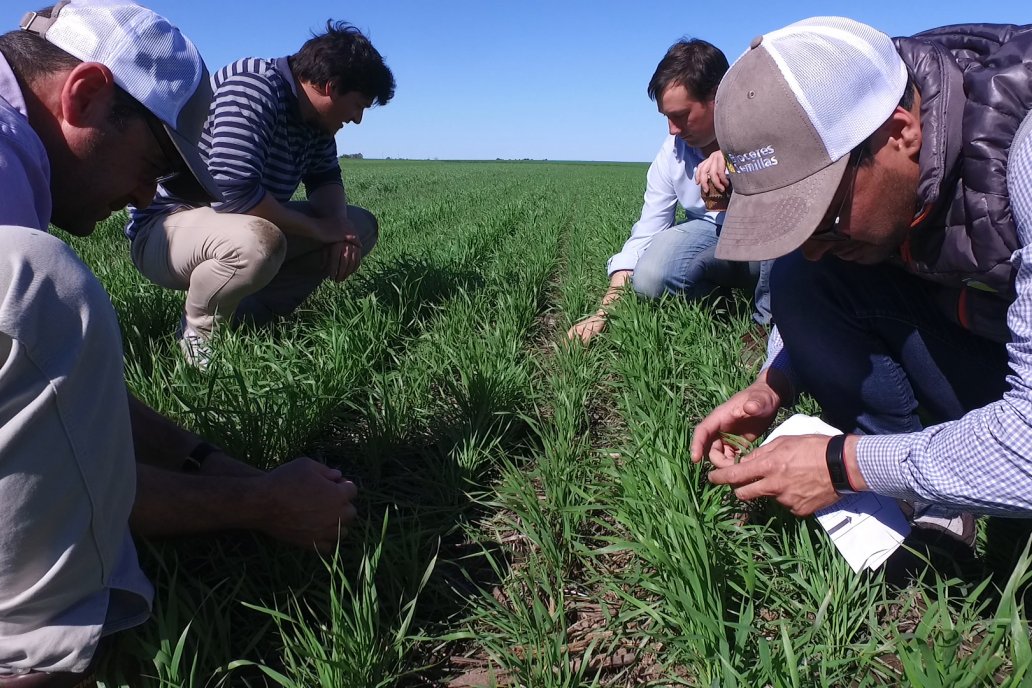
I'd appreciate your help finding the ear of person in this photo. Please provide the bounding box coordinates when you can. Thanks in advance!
[60,62,117,126]
[888,106,922,157]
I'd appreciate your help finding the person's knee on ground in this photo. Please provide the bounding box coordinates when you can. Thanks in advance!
[631,242,705,299]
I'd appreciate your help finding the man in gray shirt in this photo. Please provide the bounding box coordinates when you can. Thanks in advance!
[0,2,359,681]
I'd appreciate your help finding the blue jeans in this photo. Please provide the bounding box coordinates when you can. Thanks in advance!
[770,252,1010,434]
[632,218,772,325]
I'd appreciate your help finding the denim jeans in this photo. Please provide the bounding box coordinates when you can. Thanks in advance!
[771,253,1032,580]
[632,217,772,325]
[770,251,1010,434]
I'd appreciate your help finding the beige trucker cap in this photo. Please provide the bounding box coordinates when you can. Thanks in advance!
[713,17,908,261]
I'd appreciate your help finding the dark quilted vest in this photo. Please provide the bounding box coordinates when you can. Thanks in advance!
[893,24,1032,340]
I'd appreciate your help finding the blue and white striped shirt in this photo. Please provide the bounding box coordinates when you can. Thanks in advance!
[126,57,342,239]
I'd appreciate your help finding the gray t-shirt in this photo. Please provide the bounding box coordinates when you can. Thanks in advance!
[0,52,152,675]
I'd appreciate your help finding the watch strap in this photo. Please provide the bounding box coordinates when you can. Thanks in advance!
[825,434,856,494]
[183,441,220,473]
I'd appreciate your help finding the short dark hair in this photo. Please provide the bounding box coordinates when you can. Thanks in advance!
[647,38,729,103]
[0,7,78,82]
[288,21,395,106]
[0,6,149,130]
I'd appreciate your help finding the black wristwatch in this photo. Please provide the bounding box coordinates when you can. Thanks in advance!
[183,442,220,473]
[825,434,856,494]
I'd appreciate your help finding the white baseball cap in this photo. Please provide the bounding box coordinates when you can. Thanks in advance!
[20,0,220,203]
[713,17,908,261]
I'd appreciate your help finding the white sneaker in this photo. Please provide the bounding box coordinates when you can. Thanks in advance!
[176,316,213,369]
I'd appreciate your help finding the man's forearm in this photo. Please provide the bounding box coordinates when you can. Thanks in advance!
[246,193,336,241]
[131,464,267,537]
[599,270,632,310]
[131,457,358,550]
[128,393,261,477]
[128,394,204,472]
[308,183,349,220]
[757,367,792,408]
[853,404,1032,515]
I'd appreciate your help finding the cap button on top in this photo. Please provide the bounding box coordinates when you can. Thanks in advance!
[749,35,764,49]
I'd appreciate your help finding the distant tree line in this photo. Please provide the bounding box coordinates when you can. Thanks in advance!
[339,153,364,160]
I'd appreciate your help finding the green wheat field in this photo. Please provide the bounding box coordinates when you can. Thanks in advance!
[64,160,1031,687]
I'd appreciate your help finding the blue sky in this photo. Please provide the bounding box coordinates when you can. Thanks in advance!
[8,1,1028,161]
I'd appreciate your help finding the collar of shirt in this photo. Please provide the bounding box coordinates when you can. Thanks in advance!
[275,55,322,133]
[274,56,299,99]
[0,52,29,118]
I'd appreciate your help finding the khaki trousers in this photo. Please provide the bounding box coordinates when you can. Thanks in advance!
[130,203,378,336]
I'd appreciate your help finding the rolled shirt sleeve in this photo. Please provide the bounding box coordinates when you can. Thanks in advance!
[760,324,801,402]
[606,136,714,276]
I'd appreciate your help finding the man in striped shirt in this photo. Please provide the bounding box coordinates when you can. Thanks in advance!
[126,21,395,365]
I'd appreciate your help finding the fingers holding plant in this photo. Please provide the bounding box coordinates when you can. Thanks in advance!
[258,457,359,552]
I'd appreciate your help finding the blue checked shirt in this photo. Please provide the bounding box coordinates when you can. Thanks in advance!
[763,110,1032,516]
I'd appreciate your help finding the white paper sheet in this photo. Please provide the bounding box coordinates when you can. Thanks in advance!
[761,414,910,573]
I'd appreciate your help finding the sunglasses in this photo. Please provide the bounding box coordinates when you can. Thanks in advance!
[143,115,186,186]
[809,151,862,243]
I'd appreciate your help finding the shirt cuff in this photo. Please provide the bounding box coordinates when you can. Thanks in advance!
[759,326,800,403]
[607,253,637,276]
[855,434,922,501]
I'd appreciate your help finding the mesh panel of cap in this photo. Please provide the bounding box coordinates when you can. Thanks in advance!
[765,16,907,162]
[43,0,203,128]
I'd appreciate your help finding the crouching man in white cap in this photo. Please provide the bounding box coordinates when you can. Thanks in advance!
[0,2,358,682]
[689,18,1032,570]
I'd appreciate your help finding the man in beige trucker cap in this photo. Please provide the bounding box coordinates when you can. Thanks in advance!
[690,17,1032,575]
[0,2,358,681]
